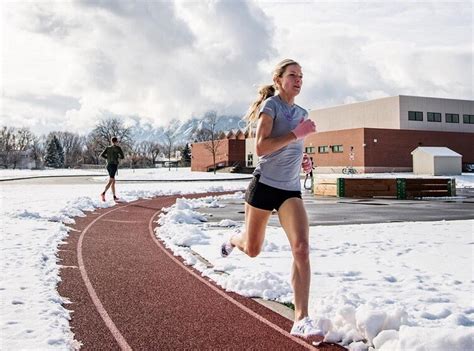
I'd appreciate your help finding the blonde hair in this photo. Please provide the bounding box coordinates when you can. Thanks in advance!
[243,59,300,128]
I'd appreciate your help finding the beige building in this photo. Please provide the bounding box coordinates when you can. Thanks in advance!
[303,95,473,173]
[310,95,474,134]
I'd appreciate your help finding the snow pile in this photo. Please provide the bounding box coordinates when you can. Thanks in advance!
[155,195,474,350]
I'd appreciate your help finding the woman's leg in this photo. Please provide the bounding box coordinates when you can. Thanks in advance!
[230,203,271,257]
[278,198,311,321]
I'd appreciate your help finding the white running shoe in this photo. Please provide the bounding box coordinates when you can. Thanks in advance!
[220,240,234,257]
[290,317,323,338]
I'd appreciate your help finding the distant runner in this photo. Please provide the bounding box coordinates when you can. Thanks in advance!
[220,59,320,338]
[302,153,314,190]
[100,137,124,202]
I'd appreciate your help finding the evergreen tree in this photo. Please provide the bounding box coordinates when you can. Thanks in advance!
[55,136,65,167]
[44,135,64,168]
[181,143,191,166]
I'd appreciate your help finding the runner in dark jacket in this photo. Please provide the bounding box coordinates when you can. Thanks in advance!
[100,137,124,202]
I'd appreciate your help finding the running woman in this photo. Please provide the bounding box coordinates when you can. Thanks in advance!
[100,136,124,202]
[221,59,320,338]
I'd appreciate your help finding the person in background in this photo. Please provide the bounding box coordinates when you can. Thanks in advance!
[302,153,314,190]
[100,136,124,202]
[220,59,320,338]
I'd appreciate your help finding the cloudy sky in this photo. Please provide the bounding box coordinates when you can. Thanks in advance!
[1,0,472,136]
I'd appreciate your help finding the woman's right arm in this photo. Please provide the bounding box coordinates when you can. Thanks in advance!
[255,113,297,156]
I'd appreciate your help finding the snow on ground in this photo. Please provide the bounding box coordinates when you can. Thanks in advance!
[0,168,247,350]
[157,195,474,351]
[1,168,473,350]
[0,167,252,181]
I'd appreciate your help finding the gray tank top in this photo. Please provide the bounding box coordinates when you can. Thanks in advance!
[253,95,308,191]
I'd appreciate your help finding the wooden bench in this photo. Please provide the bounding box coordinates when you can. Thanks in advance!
[313,178,456,199]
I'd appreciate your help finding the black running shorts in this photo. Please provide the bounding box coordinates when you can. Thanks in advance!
[106,164,118,178]
[245,175,302,211]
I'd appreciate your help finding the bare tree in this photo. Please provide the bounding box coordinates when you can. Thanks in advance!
[141,141,161,165]
[16,128,36,150]
[192,127,212,142]
[123,141,155,169]
[30,136,44,168]
[53,131,84,168]
[90,117,133,150]
[83,134,102,165]
[162,129,177,171]
[201,110,224,174]
[0,126,37,168]
[0,127,15,168]
[88,117,133,163]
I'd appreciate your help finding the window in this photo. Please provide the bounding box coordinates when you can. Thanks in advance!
[318,146,329,154]
[427,112,441,122]
[247,153,253,167]
[408,111,423,121]
[305,146,315,154]
[446,113,459,123]
[331,145,343,153]
[463,114,474,124]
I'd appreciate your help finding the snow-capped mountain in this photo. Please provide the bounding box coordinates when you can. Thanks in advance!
[130,115,245,145]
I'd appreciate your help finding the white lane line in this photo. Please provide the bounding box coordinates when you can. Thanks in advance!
[75,194,195,350]
[77,201,144,351]
[148,207,316,350]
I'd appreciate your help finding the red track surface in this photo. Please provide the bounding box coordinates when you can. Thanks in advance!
[58,193,346,350]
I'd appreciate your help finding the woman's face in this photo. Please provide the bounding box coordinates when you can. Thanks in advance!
[277,64,303,97]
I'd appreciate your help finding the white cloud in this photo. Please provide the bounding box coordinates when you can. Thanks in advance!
[257,0,473,108]
[1,0,472,136]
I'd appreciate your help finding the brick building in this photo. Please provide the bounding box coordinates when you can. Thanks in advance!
[304,95,473,173]
[191,129,248,172]
[192,95,473,173]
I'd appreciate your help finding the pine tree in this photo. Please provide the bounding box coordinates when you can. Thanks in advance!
[182,143,191,166]
[44,135,64,168]
[54,136,65,167]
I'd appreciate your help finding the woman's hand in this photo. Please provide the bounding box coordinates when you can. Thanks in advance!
[292,119,316,140]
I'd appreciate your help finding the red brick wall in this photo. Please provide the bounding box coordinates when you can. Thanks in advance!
[191,139,245,172]
[305,128,473,171]
[305,129,365,167]
[364,128,474,167]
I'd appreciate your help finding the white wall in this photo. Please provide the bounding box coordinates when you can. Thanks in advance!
[245,138,258,167]
[433,156,462,175]
[309,96,400,132]
[308,95,474,133]
[413,151,434,175]
[399,95,474,133]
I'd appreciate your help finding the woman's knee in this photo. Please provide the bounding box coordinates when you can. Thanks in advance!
[245,243,262,258]
[292,240,310,262]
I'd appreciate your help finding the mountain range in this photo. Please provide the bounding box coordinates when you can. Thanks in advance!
[130,115,245,145]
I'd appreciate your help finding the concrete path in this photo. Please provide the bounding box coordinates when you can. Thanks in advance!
[202,188,474,227]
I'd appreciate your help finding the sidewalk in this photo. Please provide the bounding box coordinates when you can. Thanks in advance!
[58,192,346,350]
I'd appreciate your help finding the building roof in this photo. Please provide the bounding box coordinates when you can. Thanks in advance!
[411,147,462,157]
[310,94,473,111]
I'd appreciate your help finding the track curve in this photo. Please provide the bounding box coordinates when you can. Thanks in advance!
[58,193,345,350]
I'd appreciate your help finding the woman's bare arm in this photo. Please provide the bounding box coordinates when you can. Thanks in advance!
[255,113,297,156]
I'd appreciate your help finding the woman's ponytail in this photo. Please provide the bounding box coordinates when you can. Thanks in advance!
[243,84,276,131]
